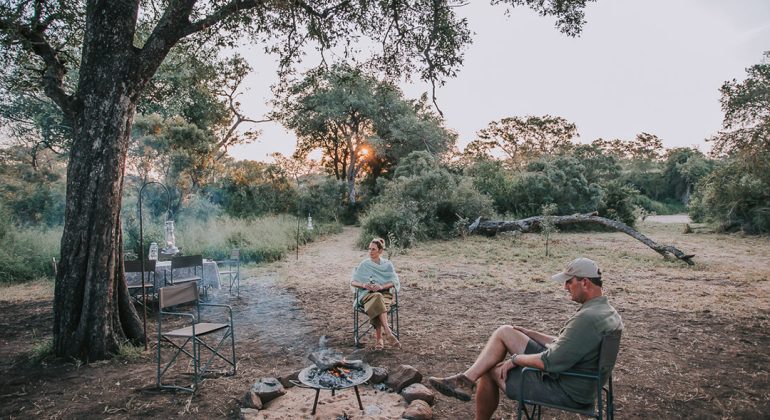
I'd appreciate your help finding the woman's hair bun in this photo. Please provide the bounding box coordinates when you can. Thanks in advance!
[371,237,386,250]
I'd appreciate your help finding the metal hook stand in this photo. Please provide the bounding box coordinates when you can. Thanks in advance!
[137,181,171,350]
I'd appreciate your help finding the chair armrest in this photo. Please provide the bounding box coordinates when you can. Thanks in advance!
[557,370,601,380]
[200,302,233,311]
[160,310,195,318]
[159,311,196,323]
[200,302,234,319]
[520,366,599,381]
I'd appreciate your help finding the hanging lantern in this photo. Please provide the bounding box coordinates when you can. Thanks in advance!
[162,220,179,255]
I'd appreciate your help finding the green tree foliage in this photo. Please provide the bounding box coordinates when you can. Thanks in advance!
[589,133,668,204]
[218,160,296,218]
[297,177,346,223]
[273,65,455,207]
[661,148,713,205]
[360,151,493,247]
[0,0,595,361]
[465,159,515,214]
[540,203,558,256]
[570,143,622,185]
[467,115,578,166]
[689,161,770,233]
[597,180,639,227]
[508,156,602,217]
[0,146,66,226]
[692,53,770,233]
[709,52,770,164]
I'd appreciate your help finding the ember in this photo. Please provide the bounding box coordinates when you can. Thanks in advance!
[305,365,369,389]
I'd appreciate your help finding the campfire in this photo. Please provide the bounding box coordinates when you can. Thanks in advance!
[241,338,435,419]
[292,348,373,414]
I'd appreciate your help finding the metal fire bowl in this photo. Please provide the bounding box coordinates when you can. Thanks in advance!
[298,364,373,390]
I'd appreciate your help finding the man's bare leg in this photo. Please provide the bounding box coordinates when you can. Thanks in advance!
[429,326,529,406]
[475,369,500,420]
[464,325,530,381]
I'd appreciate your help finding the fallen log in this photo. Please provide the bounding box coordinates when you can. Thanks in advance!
[469,212,695,265]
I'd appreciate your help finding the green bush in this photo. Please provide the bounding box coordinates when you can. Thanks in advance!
[298,177,345,223]
[508,156,602,217]
[466,159,514,214]
[597,181,639,227]
[689,160,770,233]
[359,152,494,247]
[633,194,686,215]
[176,194,223,223]
[358,200,423,248]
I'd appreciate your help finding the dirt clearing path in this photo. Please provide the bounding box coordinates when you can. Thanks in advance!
[1,224,768,419]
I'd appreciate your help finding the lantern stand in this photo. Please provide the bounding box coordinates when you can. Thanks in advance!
[296,181,305,260]
[137,181,172,351]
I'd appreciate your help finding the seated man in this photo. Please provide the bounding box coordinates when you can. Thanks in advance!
[428,257,623,420]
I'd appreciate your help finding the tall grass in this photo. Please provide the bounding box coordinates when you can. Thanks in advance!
[172,215,341,264]
[0,225,62,283]
[1,214,341,283]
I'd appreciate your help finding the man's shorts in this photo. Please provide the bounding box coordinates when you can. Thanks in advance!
[504,339,582,407]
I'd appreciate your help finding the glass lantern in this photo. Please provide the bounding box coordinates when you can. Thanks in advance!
[148,242,159,260]
[162,220,179,255]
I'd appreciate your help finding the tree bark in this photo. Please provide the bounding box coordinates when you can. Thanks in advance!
[53,1,145,360]
[469,213,695,265]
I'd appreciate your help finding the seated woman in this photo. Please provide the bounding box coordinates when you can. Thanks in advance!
[351,237,401,350]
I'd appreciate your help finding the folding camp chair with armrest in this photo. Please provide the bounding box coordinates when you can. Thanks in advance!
[516,329,622,420]
[156,281,236,392]
[216,249,240,296]
[170,255,205,297]
[353,288,399,348]
[125,260,157,304]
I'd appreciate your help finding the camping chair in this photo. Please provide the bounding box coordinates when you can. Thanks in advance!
[125,260,157,304]
[516,330,622,420]
[156,281,236,392]
[170,255,205,297]
[216,249,240,296]
[353,288,399,348]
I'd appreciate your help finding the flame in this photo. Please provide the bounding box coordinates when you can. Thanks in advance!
[329,366,351,379]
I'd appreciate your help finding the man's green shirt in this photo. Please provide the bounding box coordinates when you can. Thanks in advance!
[540,296,624,404]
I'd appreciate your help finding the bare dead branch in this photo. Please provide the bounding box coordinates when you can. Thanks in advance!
[470,213,696,265]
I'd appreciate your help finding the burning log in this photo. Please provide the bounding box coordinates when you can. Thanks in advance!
[309,351,364,371]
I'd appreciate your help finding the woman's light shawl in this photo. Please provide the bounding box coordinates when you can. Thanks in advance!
[351,258,400,305]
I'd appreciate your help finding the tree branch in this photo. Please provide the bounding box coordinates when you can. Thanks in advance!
[469,213,696,265]
[0,14,75,118]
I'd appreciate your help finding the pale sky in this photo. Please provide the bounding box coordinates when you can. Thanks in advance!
[230,0,770,162]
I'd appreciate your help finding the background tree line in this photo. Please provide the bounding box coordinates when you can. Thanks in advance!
[0,0,766,361]
[2,52,769,285]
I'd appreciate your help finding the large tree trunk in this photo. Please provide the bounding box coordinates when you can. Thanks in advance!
[53,1,144,360]
[470,213,695,265]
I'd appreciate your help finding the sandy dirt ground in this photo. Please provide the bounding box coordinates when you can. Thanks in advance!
[1,221,769,419]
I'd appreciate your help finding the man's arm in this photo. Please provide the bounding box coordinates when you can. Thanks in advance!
[511,352,545,370]
[498,352,546,383]
[513,326,557,346]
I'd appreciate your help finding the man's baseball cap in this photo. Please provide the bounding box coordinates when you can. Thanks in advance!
[551,258,601,283]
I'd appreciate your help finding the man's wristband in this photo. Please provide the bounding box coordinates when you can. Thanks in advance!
[511,354,519,365]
